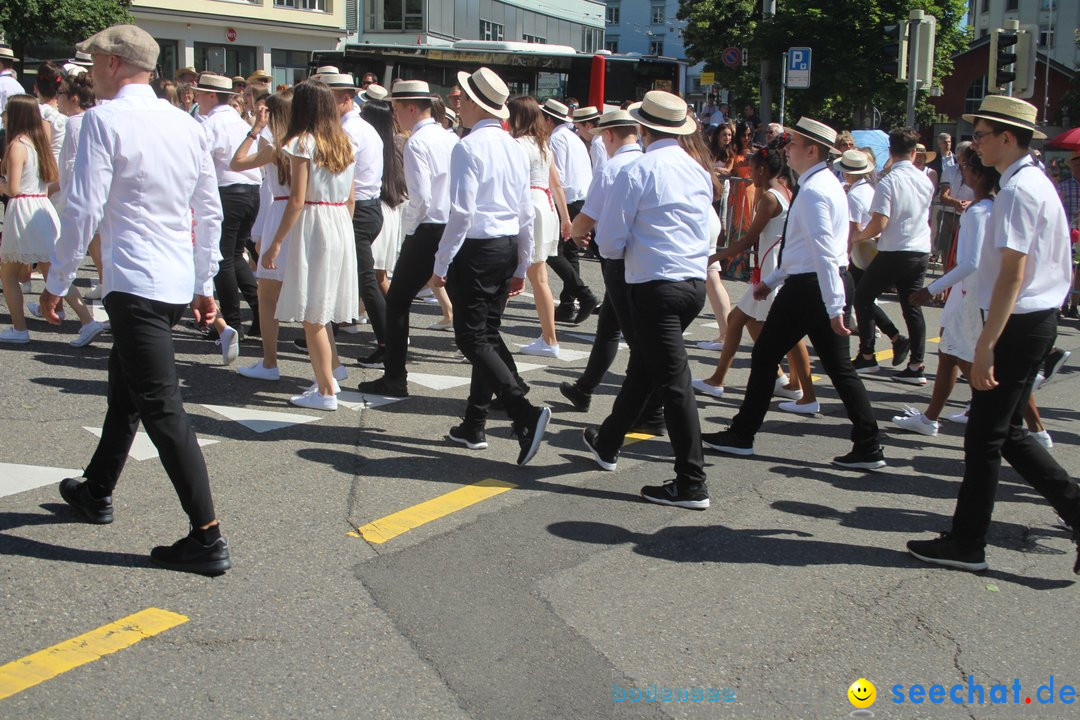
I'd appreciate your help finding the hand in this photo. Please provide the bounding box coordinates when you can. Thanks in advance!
[253,106,269,133]
[560,219,572,241]
[830,314,852,336]
[971,343,998,390]
[572,233,590,249]
[260,242,280,270]
[191,294,217,328]
[508,276,526,297]
[752,282,772,301]
[908,287,932,307]
[430,273,446,289]
[37,289,64,325]
[958,200,971,212]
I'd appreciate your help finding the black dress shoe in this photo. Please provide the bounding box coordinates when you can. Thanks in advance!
[150,532,232,576]
[358,376,409,398]
[630,422,667,437]
[59,477,113,524]
[515,406,551,466]
[572,294,598,325]
[559,381,591,412]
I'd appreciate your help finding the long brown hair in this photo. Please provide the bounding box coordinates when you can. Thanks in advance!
[2,95,58,184]
[266,88,294,186]
[678,129,721,200]
[282,80,353,174]
[507,96,550,162]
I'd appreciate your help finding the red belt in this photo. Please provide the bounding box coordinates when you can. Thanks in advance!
[10,193,47,199]
[305,201,347,206]
[530,185,554,212]
[273,195,289,201]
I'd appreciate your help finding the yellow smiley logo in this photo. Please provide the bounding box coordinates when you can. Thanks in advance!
[848,678,876,709]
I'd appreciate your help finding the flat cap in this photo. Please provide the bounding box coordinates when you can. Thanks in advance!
[77,24,159,72]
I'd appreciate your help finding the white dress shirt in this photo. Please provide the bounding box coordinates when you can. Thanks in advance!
[39,103,66,166]
[847,178,875,230]
[589,134,607,172]
[201,103,260,187]
[870,160,934,252]
[54,112,84,212]
[594,139,711,284]
[340,108,384,202]
[939,154,962,214]
[46,83,223,303]
[976,155,1071,313]
[928,198,989,296]
[434,119,535,279]
[0,70,23,124]
[549,123,592,203]
[762,161,848,319]
[581,143,642,224]
[402,117,457,234]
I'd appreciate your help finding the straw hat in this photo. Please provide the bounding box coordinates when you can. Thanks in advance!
[627,91,696,135]
[573,106,601,123]
[456,67,510,120]
[390,79,432,100]
[314,65,340,76]
[175,66,198,81]
[788,116,838,149]
[962,94,1046,140]
[589,109,638,135]
[914,143,937,163]
[321,73,358,91]
[247,69,272,84]
[359,83,388,103]
[67,50,93,67]
[836,149,874,175]
[0,47,19,63]
[195,74,239,95]
[540,98,571,123]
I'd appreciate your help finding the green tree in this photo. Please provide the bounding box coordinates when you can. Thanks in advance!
[0,0,133,64]
[679,0,969,130]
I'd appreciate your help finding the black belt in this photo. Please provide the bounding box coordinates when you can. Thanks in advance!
[787,267,849,280]
[465,235,514,242]
[355,198,381,208]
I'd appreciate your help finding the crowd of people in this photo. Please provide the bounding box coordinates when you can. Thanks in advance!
[1,25,1079,579]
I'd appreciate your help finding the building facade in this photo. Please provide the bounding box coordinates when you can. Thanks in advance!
[132,0,347,85]
[602,0,702,96]
[966,0,1079,71]
[352,0,605,53]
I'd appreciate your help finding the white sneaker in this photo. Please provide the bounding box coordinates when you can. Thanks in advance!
[519,337,560,358]
[28,302,65,322]
[774,374,789,391]
[1032,429,1053,449]
[333,364,348,381]
[427,318,454,331]
[779,399,819,415]
[305,377,341,395]
[338,323,363,335]
[774,383,804,400]
[947,407,970,424]
[0,327,30,344]
[237,361,280,381]
[84,283,102,300]
[217,326,239,365]
[18,280,31,294]
[696,340,724,351]
[70,321,106,348]
[891,407,939,437]
[290,387,338,411]
[1033,372,1047,392]
[691,378,724,398]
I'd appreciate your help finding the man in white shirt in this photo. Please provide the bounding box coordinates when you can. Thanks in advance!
[541,98,598,324]
[572,106,606,172]
[934,132,961,260]
[430,67,550,466]
[852,127,935,384]
[359,80,457,398]
[702,117,883,470]
[197,73,262,349]
[0,47,24,126]
[39,24,231,575]
[908,96,1080,575]
[587,92,712,510]
[327,74,387,368]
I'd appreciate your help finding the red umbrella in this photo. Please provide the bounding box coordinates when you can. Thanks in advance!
[1046,126,1080,150]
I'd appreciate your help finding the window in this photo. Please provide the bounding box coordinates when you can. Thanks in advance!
[649,37,664,55]
[378,0,423,31]
[581,27,601,53]
[155,40,179,82]
[481,20,504,42]
[964,75,988,116]
[651,4,665,25]
[272,49,312,87]
[275,0,327,9]
[1039,24,1054,47]
[605,5,620,24]
[195,42,257,78]
[604,38,619,52]
[980,0,989,12]
[523,34,547,44]
[346,0,358,33]
[1005,0,1018,10]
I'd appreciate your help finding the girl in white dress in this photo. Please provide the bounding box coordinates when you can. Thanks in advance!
[0,95,103,346]
[261,80,359,411]
[507,96,572,359]
[360,99,408,296]
[692,135,818,413]
[34,62,66,177]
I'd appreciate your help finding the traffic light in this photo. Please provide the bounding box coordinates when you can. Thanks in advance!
[882,22,909,82]
[910,14,936,91]
[989,26,1018,91]
[1012,25,1037,98]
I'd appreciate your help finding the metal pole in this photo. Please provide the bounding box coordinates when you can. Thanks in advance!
[779,51,787,127]
[906,14,920,127]
[1043,0,1053,123]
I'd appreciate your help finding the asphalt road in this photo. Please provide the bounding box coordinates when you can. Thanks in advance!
[2,257,1080,719]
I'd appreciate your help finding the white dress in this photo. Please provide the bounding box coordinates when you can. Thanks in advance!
[1,137,60,264]
[518,136,559,263]
[250,129,275,252]
[940,200,991,362]
[372,200,405,271]
[736,188,789,321]
[274,135,360,325]
[255,157,292,283]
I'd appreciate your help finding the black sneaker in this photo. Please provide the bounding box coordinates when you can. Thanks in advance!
[491,380,530,411]
[851,355,879,374]
[1042,348,1071,385]
[150,532,232,575]
[701,429,754,456]
[358,376,409,398]
[59,477,113,524]
[907,532,988,571]
[630,422,667,437]
[891,335,910,367]
[832,446,886,470]
[358,347,385,369]
[515,406,551,466]
[582,428,617,471]
[640,480,710,510]
[572,293,598,325]
[559,381,591,412]
[554,302,576,323]
[894,366,927,386]
[448,423,488,450]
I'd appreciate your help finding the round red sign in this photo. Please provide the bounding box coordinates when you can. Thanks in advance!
[226,28,237,42]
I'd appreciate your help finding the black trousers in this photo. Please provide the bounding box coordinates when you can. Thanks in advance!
[596,278,706,485]
[951,309,1080,545]
[447,237,532,428]
[353,201,386,344]
[849,265,899,339]
[547,199,591,305]
[383,223,444,381]
[730,272,880,453]
[214,184,260,331]
[854,250,929,364]
[85,292,216,527]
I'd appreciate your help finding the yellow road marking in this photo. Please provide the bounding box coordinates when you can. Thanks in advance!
[874,336,940,362]
[0,608,188,701]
